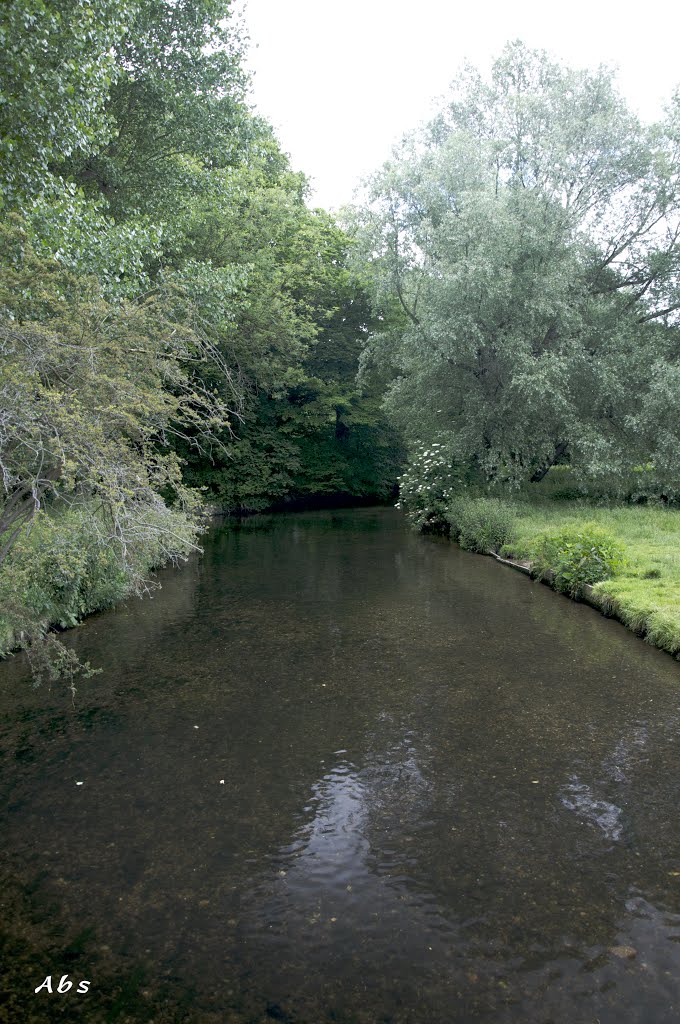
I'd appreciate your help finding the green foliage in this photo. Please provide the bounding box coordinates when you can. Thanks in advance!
[180,195,404,511]
[354,43,680,490]
[0,216,239,671]
[0,0,133,204]
[26,183,166,298]
[184,377,404,513]
[530,524,626,597]
[446,496,517,553]
[0,216,238,533]
[60,0,249,221]
[298,421,402,501]
[185,396,302,513]
[1,509,124,647]
[519,466,587,502]
[0,0,402,681]
[396,442,462,533]
[0,502,196,682]
[523,464,680,506]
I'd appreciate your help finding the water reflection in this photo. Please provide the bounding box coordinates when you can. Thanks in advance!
[239,740,466,1022]
[1,509,680,1023]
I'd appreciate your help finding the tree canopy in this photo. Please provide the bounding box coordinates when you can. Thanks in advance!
[353,42,680,488]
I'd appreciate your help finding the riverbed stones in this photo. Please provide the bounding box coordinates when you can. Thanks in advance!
[609,945,637,959]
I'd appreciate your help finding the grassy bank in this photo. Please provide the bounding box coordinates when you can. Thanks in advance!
[502,501,680,658]
[399,454,680,659]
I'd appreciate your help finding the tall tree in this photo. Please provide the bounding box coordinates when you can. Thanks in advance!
[0,217,240,568]
[0,0,251,669]
[354,43,680,487]
[177,166,404,510]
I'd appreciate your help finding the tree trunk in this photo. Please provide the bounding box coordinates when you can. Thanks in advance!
[530,441,568,483]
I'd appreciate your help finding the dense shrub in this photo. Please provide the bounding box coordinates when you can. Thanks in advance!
[530,524,626,597]
[446,496,517,553]
[0,502,198,662]
[523,466,587,501]
[396,443,461,533]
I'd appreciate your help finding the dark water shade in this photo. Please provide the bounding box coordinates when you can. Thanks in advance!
[2,508,680,1024]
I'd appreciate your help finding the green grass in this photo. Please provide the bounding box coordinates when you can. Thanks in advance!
[501,497,680,658]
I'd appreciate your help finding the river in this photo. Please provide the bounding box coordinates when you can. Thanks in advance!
[1,507,680,1023]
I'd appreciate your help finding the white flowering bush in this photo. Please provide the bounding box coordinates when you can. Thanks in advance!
[395,442,462,533]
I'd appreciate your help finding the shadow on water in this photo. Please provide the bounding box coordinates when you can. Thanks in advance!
[2,507,680,1022]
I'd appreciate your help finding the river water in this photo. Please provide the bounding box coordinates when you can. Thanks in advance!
[2,508,680,1024]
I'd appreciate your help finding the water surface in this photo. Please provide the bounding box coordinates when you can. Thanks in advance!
[2,508,680,1023]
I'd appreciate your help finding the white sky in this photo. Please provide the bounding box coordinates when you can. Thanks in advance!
[236,0,680,211]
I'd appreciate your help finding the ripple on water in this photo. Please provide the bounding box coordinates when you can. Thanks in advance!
[560,774,624,842]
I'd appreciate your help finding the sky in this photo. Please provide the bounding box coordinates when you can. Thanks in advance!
[235,0,680,212]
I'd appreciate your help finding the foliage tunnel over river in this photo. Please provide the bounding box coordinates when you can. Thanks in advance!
[2,508,680,1024]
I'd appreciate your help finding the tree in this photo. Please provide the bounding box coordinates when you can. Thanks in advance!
[0,0,133,207]
[0,0,255,674]
[58,0,251,221]
[0,217,240,588]
[178,167,404,511]
[0,0,402,677]
[354,43,680,487]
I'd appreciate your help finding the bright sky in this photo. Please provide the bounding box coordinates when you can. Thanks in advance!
[236,0,680,211]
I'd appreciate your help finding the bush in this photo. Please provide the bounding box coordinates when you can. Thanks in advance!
[446,496,517,553]
[530,524,626,597]
[0,512,125,650]
[396,442,462,533]
[0,500,199,662]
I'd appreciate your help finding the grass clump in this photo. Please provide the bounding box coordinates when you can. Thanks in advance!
[446,496,516,553]
[530,523,626,597]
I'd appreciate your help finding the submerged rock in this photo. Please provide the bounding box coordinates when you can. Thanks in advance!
[609,945,637,959]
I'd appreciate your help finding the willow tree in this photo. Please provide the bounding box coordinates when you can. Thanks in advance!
[355,42,680,487]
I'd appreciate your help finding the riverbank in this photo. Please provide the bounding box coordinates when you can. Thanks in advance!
[0,501,198,665]
[399,452,680,659]
[4,490,679,671]
[503,502,680,658]
[444,497,680,660]
[0,492,392,668]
